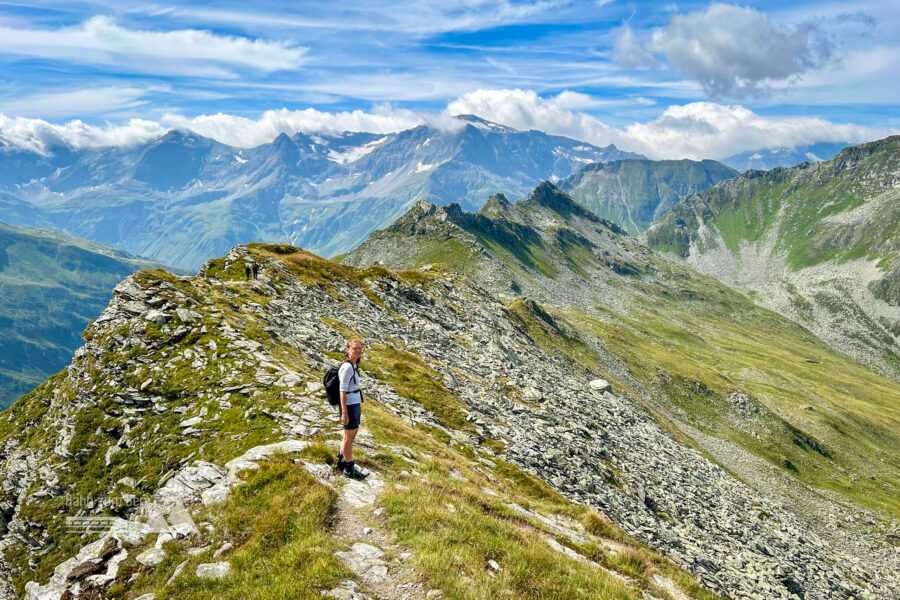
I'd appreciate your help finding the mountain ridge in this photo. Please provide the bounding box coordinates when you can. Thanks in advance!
[343,181,900,576]
[560,159,738,235]
[644,135,900,380]
[721,141,852,172]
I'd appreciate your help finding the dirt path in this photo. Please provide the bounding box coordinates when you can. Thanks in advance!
[322,428,437,600]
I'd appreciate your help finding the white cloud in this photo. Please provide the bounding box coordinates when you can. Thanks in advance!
[647,3,834,98]
[624,102,892,159]
[159,106,464,148]
[446,88,626,145]
[0,86,158,119]
[0,114,166,155]
[445,89,892,158]
[0,16,307,74]
[612,26,658,69]
[0,89,894,159]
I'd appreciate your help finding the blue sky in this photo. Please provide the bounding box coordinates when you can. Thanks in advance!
[0,0,897,158]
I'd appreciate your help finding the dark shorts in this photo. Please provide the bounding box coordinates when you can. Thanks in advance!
[343,403,361,430]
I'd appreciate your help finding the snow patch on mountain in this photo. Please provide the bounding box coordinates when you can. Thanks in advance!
[327,136,390,165]
[415,159,447,173]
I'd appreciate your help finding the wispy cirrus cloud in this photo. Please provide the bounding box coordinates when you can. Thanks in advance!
[0,85,164,118]
[136,0,567,35]
[0,15,308,74]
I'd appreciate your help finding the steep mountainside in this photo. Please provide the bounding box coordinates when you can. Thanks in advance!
[0,117,641,269]
[0,222,178,409]
[721,142,851,172]
[644,136,900,380]
[1,245,895,600]
[345,182,900,583]
[560,159,737,235]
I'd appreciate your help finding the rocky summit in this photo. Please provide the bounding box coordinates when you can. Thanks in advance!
[1,244,896,600]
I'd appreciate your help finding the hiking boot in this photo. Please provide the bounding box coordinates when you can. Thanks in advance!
[342,464,368,481]
[335,459,346,472]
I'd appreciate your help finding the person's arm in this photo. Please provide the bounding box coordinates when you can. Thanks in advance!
[340,390,348,425]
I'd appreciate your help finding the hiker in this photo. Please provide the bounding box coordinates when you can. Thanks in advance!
[252,262,259,279]
[244,263,252,280]
[337,336,367,480]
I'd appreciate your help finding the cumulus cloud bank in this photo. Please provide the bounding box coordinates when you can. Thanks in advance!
[0,114,166,155]
[0,89,892,159]
[624,102,884,159]
[160,106,463,148]
[616,3,834,99]
[444,89,889,159]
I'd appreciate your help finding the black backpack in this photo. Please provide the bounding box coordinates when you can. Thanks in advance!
[323,361,361,406]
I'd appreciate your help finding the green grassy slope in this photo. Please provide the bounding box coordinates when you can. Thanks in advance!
[342,183,900,519]
[0,222,182,408]
[641,136,900,381]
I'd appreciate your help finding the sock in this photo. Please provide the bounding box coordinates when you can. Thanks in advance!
[344,460,354,470]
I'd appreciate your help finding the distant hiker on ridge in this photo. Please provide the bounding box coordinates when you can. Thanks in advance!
[244,263,252,280]
[252,262,259,279]
[337,336,368,480]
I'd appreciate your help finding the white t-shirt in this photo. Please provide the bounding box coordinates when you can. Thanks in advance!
[338,362,362,406]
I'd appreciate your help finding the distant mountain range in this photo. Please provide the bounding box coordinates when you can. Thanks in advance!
[645,136,900,379]
[721,142,851,172]
[0,222,178,408]
[560,158,738,235]
[0,115,641,269]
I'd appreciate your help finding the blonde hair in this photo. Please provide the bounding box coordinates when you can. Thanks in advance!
[344,336,363,363]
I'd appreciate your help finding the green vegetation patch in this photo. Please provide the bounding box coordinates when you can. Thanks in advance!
[254,244,433,288]
[128,457,347,600]
[364,403,721,600]
[556,301,900,518]
[379,477,635,600]
[366,343,471,431]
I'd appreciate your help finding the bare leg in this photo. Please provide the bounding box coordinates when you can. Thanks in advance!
[341,427,359,463]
